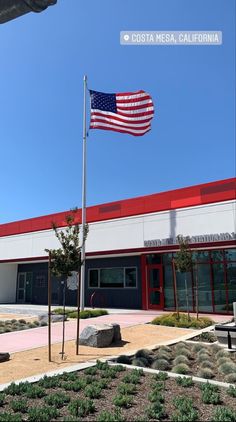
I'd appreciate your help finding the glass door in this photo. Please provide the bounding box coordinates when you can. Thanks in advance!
[147,264,164,309]
[17,272,26,303]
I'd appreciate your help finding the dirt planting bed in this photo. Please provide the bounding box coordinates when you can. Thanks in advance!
[0,362,236,421]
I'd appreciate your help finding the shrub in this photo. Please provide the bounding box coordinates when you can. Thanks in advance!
[217,357,232,366]
[0,413,21,422]
[200,360,214,369]
[84,366,97,376]
[27,323,37,329]
[218,362,236,375]
[25,385,45,398]
[197,368,214,379]
[68,398,95,417]
[0,393,5,406]
[151,358,170,371]
[33,320,39,326]
[28,406,58,422]
[151,313,214,329]
[96,360,109,370]
[227,385,236,397]
[216,350,229,360]
[152,371,169,381]
[117,383,137,395]
[40,321,47,327]
[197,348,211,356]
[122,374,140,385]
[18,319,26,324]
[84,384,102,399]
[193,332,217,343]
[132,357,149,367]
[172,364,190,375]
[172,396,198,422]
[155,349,172,361]
[201,387,221,404]
[112,365,126,373]
[176,377,194,387]
[175,342,190,350]
[97,408,124,422]
[145,401,166,420]
[4,382,30,396]
[44,392,70,408]
[175,348,192,359]
[38,375,59,388]
[211,344,223,353]
[159,345,172,353]
[192,343,206,353]
[211,407,236,422]
[226,373,236,384]
[113,393,133,408]
[10,398,28,413]
[151,381,165,391]
[148,391,164,403]
[116,355,131,365]
[135,349,153,364]
[197,353,211,363]
[4,327,12,333]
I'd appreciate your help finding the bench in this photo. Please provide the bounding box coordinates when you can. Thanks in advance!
[215,325,236,349]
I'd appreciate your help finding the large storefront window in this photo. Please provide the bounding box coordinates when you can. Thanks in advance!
[88,267,137,288]
[163,265,175,309]
[176,271,193,311]
[227,262,236,311]
[195,264,213,312]
[213,263,227,313]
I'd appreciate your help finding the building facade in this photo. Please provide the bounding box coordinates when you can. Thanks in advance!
[0,177,235,314]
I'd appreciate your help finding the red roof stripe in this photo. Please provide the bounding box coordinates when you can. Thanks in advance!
[0,178,235,238]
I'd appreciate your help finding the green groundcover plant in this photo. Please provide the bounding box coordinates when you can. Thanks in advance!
[53,308,108,319]
[151,312,214,329]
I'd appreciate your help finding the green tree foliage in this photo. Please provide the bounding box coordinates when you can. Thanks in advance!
[45,209,88,277]
[175,235,192,273]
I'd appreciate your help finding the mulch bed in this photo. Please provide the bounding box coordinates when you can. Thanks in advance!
[0,364,235,421]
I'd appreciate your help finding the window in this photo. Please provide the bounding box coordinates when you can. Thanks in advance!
[225,249,236,262]
[88,267,137,288]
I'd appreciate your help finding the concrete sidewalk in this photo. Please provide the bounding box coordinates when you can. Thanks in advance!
[0,313,156,354]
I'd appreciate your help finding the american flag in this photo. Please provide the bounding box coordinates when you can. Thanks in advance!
[89,89,154,136]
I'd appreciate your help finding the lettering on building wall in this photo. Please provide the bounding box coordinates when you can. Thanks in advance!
[144,232,236,247]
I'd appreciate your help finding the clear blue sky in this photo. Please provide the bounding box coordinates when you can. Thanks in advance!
[0,0,235,223]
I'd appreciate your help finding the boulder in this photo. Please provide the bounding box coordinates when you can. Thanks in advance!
[79,324,115,348]
[110,323,121,343]
[38,313,67,324]
[0,353,10,363]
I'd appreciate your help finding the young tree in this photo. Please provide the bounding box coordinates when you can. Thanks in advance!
[45,209,88,359]
[174,235,193,320]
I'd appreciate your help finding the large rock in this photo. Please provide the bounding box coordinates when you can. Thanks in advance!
[0,353,10,363]
[38,313,67,324]
[110,323,121,343]
[79,324,116,348]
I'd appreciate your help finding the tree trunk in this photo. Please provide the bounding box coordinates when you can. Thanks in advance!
[195,264,199,320]
[184,274,190,320]
[172,259,179,319]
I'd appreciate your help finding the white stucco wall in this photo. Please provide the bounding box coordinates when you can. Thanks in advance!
[0,200,235,261]
[0,264,18,303]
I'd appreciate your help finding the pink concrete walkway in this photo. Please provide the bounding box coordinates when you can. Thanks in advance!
[0,313,156,354]
[0,312,232,354]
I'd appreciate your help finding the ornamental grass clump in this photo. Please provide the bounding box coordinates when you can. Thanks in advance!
[145,401,166,420]
[151,358,170,371]
[116,355,131,365]
[38,375,59,389]
[153,371,169,381]
[0,394,5,407]
[226,373,236,384]
[148,391,164,403]
[197,348,211,356]
[172,364,191,375]
[172,396,198,422]
[197,353,211,364]
[117,383,137,395]
[211,344,223,354]
[215,349,229,360]
[200,360,215,370]
[154,349,172,361]
[97,408,124,422]
[197,368,214,379]
[217,357,232,366]
[200,383,220,404]
[28,406,59,422]
[132,357,149,368]
[0,413,21,422]
[227,385,236,397]
[175,348,192,359]
[45,392,70,408]
[192,343,207,353]
[218,361,236,375]
[135,349,154,364]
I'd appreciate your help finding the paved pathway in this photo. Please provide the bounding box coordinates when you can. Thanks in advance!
[0,313,157,354]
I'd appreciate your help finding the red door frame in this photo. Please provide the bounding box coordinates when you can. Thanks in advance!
[147,264,164,310]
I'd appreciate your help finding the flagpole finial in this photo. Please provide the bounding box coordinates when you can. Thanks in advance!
[84,75,87,82]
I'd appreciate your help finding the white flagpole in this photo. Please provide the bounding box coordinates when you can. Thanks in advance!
[80,75,87,311]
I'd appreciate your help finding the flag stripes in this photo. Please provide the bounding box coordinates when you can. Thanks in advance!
[90,89,154,136]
